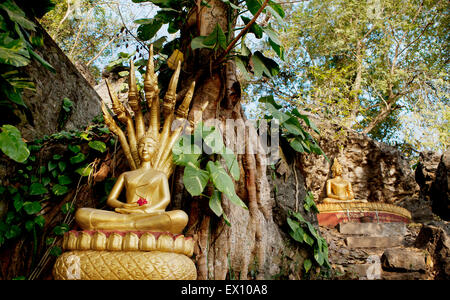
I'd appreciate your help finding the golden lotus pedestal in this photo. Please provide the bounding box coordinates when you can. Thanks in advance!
[53,231,197,280]
[316,202,412,227]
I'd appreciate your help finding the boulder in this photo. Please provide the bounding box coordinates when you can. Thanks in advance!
[414,225,450,279]
[381,248,427,272]
[430,150,450,220]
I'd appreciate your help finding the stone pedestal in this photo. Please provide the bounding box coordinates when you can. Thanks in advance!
[52,231,197,280]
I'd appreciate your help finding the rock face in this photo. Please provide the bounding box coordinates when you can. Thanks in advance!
[430,150,450,220]
[414,225,450,279]
[415,151,442,200]
[18,24,101,141]
[381,248,427,272]
[299,119,419,205]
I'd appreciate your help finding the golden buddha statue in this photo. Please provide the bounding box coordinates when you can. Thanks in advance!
[74,45,195,235]
[53,45,198,280]
[322,158,367,203]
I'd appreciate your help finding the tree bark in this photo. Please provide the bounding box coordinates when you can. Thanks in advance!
[172,0,308,279]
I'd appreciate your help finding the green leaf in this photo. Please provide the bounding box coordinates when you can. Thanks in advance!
[58,161,66,172]
[75,165,92,177]
[25,220,34,232]
[41,177,51,186]
[88,140,106,153]
[209,190,223,217]
[183,164,209,196]
[245,0,263,15]
[48,160,57,171]
[29,183,48,195]
[57,175,72,185]
[0,125,30,163]
[0,34,29,67]
[303,259,312,273]
[5,224,20,239]
[53,224,69,236]
[267,0,285,22]
[207,161,247,209]
[50,245,62,257]
[13,193,22,211]
[251,51,280,78]
[284,117,306,137]
[221,0,241,10]
[137,19,163,41]
[70,153,86,164]
[53,154,62,160]
[61,203,75,215]
[191,24,227,51]
[34,215,45,228]
[289,137,305,153]
[314,247,325,265]
[241,16,263,39]
[68,144,81,153]
[52,184,69,196]
[235,56,251,81]
[0,1,36,31]
[172,137,201,167]
[27,47,55,72]
[304,233,315,246]
[203,126,225,154]
[222,148,240,180]
[269,38,284,60]
[23,201,41,215]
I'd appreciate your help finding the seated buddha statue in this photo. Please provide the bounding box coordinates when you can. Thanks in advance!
[322,158,367,204]
[75,134,188,234]
[75,46,196,235]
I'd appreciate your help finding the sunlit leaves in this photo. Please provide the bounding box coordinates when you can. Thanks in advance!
[0,125,29,163]
[191,24,227,51]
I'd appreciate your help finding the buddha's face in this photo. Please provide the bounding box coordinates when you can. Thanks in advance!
[333,165,342,177]
[139,137,157,162]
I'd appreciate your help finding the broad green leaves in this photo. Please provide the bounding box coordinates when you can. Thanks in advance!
[191,24,227,51]
[0,125,30,163]
[173,123,244,223]
[183,163,209,197]
[259,96,328,160]
[287,210,331,271]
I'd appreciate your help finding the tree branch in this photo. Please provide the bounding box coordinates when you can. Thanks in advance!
[216,0,270,63]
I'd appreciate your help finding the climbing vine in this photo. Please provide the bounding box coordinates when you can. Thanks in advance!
[0,119,115,278]
[0,0,55,162]
[259,94,331,275]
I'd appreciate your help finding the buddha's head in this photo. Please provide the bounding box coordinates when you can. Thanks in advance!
[139,133,158,162]
[331,158,343,177]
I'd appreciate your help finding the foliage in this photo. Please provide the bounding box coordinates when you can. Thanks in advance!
[0,0,55,125]
[287,209,330,273]
[259,94,328,160]
[0,122,113,260]
[39,0,133,81]
[131,0,285,85]
[173,122,244,225]
[246,0,449,153]
[0,0,54,162]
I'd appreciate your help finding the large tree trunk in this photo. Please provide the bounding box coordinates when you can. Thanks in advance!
[171,1,309,279]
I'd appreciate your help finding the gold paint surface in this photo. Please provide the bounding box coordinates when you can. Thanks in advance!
[53,251,197,280]
[76,44,195,234]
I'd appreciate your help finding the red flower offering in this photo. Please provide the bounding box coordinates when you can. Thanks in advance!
[137,198,148,206]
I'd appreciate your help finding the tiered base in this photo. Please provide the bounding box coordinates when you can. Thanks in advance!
[316,202,411,227]
[53,231,197,280]
[53,250,197,280]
